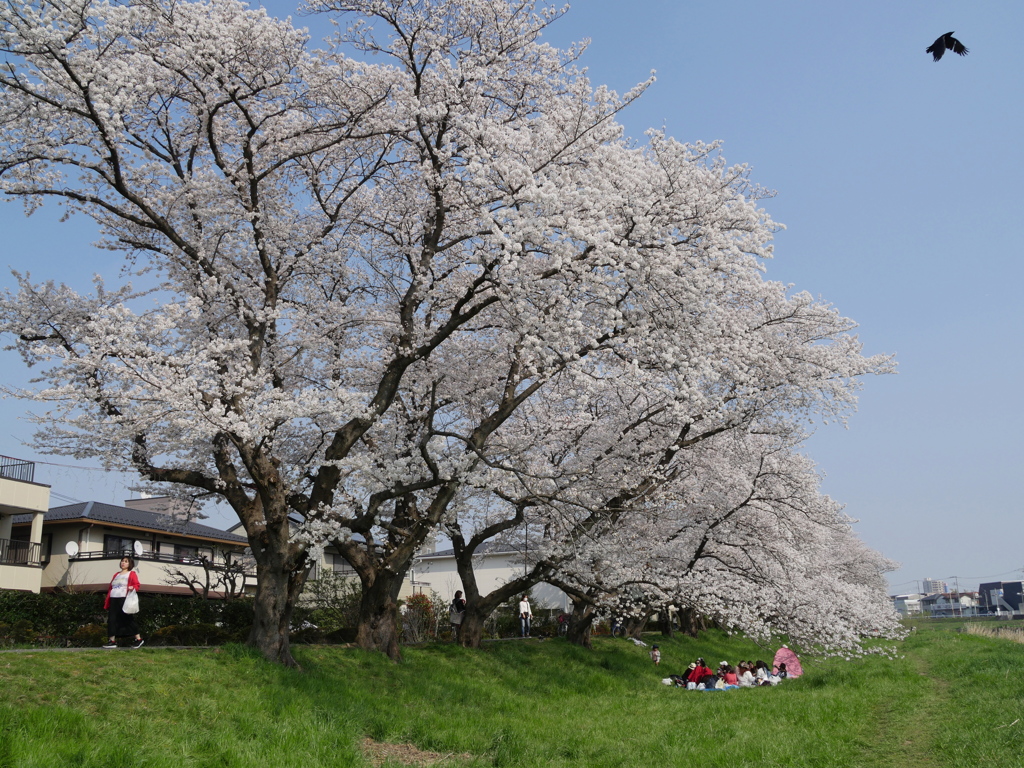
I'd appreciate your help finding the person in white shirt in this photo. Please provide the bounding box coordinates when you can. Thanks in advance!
[518,595,532,637]
[737,661,756,687]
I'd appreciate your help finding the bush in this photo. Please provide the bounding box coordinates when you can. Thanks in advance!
[325,627,357,643]
[0,591,104,638]
[0,619,36,645]
[290,625,324,644]
[135,594,220,635]
[303,573,361,633]
[401,593,436,644]
[219,598,255,638]
[149,623,230,646]
[0,590,256,646]
[71,623,107,647]
[490,612,520,639]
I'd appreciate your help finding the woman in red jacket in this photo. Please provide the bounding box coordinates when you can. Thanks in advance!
[103,556,144,649]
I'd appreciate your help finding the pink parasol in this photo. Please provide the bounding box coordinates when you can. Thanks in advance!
[773,646,803,677]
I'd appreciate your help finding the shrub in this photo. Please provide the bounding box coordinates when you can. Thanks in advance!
[0,589,256,647]
[401,593,436,643]
[11,619,35,644]
[150,623,230,646]
[219,598,255,639]
[303,573,361,633]
[290,625,324,644]
[71,623,107,647]
[491,612,520,639]
[0,591,104,638]
[325,627,357,643]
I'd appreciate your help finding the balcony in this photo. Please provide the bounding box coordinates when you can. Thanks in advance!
[0,455,35,484]
[70,548,256,576]
[0,537,41,567]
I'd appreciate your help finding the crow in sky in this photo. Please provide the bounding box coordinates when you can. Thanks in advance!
[927,32,968,62]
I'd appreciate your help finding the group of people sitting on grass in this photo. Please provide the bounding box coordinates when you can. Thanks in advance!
[662,646,802,690]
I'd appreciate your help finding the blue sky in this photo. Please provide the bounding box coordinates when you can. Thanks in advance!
[2,0,1022,593]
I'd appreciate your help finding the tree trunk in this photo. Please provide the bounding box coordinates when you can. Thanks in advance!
[451,540,543,649]
[677,606,706,638]
[624,611,650,640]
[566,601,597,648]
[459,606,488,648]
[248,556,308,668]
[354,568,404,661]
[659,605,675,638]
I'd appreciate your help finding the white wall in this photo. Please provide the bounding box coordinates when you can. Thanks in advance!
[0,563,42,592]
[412,552,569,611]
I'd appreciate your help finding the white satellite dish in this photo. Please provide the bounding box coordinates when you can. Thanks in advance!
[65,541,79,557]
[133,540,144,556]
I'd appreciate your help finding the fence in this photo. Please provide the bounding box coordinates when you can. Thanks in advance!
[0,455,35,483]
[0,538,42,567]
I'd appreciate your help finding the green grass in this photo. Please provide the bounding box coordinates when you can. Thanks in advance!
[1,627,1022,767]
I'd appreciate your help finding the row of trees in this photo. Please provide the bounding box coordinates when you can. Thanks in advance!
[0,0,901,666]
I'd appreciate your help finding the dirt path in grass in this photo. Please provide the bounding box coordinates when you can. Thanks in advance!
[861,648,951,768]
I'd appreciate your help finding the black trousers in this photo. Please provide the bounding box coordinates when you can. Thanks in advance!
[107,596,139,638]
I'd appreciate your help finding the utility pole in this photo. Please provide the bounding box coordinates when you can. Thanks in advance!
[948,575,963,618]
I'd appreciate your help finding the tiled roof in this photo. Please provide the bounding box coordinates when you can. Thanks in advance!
[12,501,248,545]
[418,540,520,559]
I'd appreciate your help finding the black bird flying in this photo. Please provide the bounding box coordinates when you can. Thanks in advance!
[927,32,968,62]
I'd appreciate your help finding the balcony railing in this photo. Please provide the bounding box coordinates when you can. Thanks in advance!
[70,548,256,576]
[0,455,35,483]
[0,538,42,567]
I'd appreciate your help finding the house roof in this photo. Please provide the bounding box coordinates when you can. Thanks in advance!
[12,501,248,545]
[418,540,521,559]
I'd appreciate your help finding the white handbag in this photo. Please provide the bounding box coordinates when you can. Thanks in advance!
[123,590,140,614]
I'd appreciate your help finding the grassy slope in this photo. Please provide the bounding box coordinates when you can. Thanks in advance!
[0,627,1022,767]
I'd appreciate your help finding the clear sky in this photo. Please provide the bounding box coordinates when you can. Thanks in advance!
[2,0,1021,594]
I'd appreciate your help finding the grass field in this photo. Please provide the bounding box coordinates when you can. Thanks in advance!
[1,625,1022,767]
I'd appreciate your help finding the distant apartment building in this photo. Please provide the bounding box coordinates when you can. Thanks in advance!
[921,577,948,594]
[978,581,1024,615]
[920,591,980,617]
[891,593,924,616]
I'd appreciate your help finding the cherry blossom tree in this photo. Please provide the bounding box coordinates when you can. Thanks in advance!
[539,429,904,654]
[435,269,896,647]
[0,0,893,666]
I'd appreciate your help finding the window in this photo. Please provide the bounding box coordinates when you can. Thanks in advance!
[104,535,136,556]
[329,552,355,575]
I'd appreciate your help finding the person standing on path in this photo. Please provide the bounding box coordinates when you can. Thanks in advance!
[519,595,533,638]
[103,556,144,649]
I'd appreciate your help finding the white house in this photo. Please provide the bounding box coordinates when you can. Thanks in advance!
[0,455,49,593]
[3,492,253,598]
[920,591,980,618]
[1,455,567,612]
[412,541,570,610]
[891,593,924,616]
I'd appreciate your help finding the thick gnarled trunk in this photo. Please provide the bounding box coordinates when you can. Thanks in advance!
[566,600,597,648]
[624,610,651,640]
[249,555,308,668]
[659,604,676,638]
[677,606,706,638]
[353,567,405,661]
[454,555,541,648]
[458,605,488,648]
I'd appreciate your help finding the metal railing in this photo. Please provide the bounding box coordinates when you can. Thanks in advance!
[70,548,256,576]
[0,455,35,483]
[0,538,42,567]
